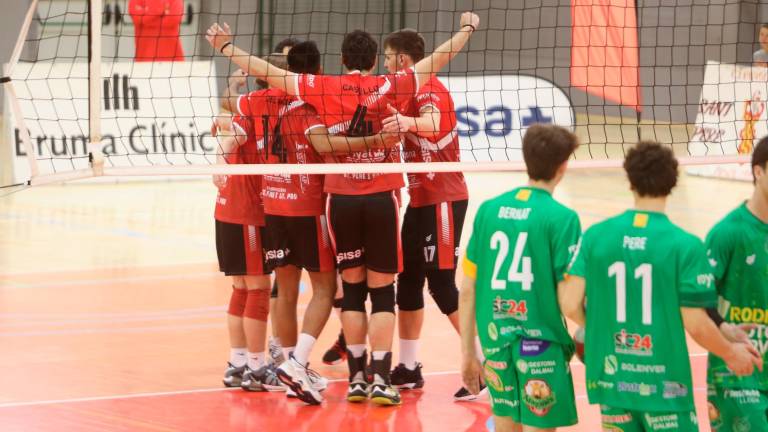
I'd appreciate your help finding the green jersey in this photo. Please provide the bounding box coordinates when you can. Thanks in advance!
[464,187,581,355]
[568,210,716,412]
[706,202,768,390]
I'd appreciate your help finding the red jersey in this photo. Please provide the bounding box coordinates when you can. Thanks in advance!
[214,115,264,226]
[295,69,419,195]
[129,0,184,62]
[401,76,468,207]
[262,101,327,216]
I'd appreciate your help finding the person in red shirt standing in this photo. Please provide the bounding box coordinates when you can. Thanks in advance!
[128,0,185,62]
[206,12,480,405]
[380,29,486,401]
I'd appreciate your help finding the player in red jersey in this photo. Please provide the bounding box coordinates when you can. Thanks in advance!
[379,29,484,401]
[206,12,480,405]
[128,0,184,62]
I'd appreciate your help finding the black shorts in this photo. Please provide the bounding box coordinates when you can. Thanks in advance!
[215,220,272,276]
[264,214,336,273]
[401,200,468,271]
[325,191,402,274]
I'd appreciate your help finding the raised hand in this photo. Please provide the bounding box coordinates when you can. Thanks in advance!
[228,69,247,89]
[205,22,233,52]
[459,11,480,31]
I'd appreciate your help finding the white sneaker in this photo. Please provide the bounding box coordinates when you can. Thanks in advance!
[277,355,323,405]
[306,365,328,392]
[268,337,285,365]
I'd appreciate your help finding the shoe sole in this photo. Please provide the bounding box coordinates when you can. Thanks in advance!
[241,385,266,392]
[263,383,287,392]
[370,396,401,406]
[393,381,424,390]
[346,395,368,403]
[277,369,322,405]
[223,379,242,388]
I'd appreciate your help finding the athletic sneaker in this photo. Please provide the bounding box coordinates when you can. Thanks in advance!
[241,364,285,392]
[369,383,402,406]
[322,331,347,365]
[277,355,323,405]
[306,365,328,392]
[453,384,488,401]
[390,363,425,390]
[346,349,369,403]
[223,362,246,388]
[369,352,401,406]
[268,337,285,365]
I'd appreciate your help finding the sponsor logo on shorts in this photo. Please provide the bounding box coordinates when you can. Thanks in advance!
[483,363,504,393]
[587,380,615,391]
[491,397,519,409]
[516,359,556,376]
[516,359,528,374]
[264,248,289,260]
[487,322,498,341]
[643,413,681,430]
[519,339,549,357]
[604,355,618,376]
[614,329,653,356]
[601,414,633,424]
[662,381,688,399]
[733,418,751,432]
[484,346,501,356]
[522,379,556,417]
[617,381,657,397]
[485,360,507,370]
[336,249,363,263]
[723,388,762,404]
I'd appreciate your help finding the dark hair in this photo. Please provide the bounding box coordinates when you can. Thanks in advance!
[623,141,679,197]
[274,38,301,54]
[753,136,768,183]
[255,53,287,89]
[383,29,425,62]
[287,41,321,74]
[521,124,579,181]
[341,30,377,71]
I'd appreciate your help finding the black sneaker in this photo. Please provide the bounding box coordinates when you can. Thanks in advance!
[322,332,347,365]
[222,362,246,387]
[346,348,369,403]
[390,363,425,390]
[453,383,487,401]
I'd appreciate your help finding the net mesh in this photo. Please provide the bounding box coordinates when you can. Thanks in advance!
[2,0,763,186]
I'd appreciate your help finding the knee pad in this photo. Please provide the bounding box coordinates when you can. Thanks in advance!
[426,270,459,315]
[227,286,248,317]
[270,280,278,299]
[396,270,425,311]
[341,281,367,312]
[369,283,396,314]
[243,289,270,321]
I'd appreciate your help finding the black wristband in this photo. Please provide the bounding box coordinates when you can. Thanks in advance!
[462,24,476,32]
[707,307,725,327]
[219,42,233,54]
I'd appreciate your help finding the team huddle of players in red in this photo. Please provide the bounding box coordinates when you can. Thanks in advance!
[206,12,481,408]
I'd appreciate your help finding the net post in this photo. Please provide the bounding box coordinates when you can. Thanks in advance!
[88,0,104,177]
[3,0,40,179]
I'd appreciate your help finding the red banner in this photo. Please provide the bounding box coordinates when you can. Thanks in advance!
[571,0,641,111]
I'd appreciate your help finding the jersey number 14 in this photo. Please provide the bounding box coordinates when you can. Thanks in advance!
[490,231,534,291]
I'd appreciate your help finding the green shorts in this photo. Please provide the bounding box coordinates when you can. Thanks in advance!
[600,405,698,432]
[707,384,768,432]
[482,338,577,428]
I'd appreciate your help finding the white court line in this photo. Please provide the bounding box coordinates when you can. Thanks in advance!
[0,371,462,409]
[0,369,711,410]
[0,271,221,290]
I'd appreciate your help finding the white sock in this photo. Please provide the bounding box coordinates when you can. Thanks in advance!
[230,348,247,367]
[475,337,485,362]
[348,344,366,358]
[247,352,266,370]
[283,346,295,360]
[293,333,317,366]
[399,339,419,369]
[371,350,387,361]
[270,336,282,347]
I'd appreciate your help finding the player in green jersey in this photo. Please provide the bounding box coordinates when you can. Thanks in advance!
[706,136,768,432]
[560,141,761,432]
[459,124,581,432]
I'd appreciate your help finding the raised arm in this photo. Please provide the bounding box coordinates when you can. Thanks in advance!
[306,125,401,155]
[206,23,299,95]
[413,12,480,90]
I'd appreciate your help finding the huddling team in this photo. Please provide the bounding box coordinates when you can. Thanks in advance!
[205,11,768,432]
